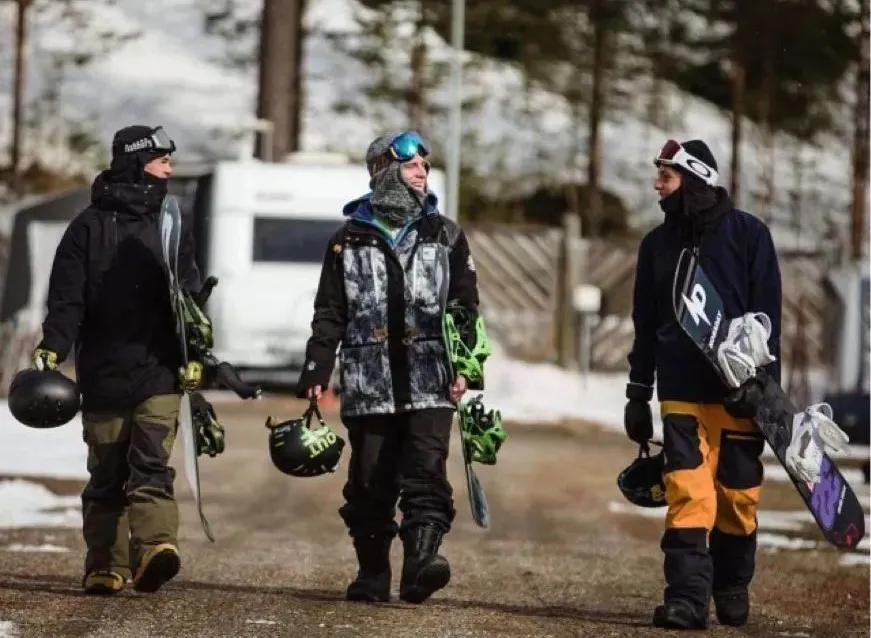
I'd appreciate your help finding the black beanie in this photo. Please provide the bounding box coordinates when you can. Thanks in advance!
[107,125,173,183]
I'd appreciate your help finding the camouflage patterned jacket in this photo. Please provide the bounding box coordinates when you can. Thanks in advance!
[297,193,479,418]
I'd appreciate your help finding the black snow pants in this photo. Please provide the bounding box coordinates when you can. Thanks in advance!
[338,408,456,541]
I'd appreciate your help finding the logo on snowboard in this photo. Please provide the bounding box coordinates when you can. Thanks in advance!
[682,283,711,326]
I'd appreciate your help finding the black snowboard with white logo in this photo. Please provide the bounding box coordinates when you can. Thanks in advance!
[673,248,864,550]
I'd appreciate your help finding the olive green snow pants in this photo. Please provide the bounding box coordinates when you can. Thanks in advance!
[80,394,180,578]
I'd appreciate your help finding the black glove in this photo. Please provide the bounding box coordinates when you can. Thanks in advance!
[724,378,765,419]
[624,400,653,443]
[624,382,654,443]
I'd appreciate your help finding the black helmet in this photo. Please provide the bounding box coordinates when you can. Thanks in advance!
[266,400,345,477]
[617,442,667,508]
[8,369,80,429]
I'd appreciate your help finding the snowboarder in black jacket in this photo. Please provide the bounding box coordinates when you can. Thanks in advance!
[32,125,202,595]
[624,139,782,630]
[297,131,480,605]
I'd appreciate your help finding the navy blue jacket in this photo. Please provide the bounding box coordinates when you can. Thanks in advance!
[627,199,782,404]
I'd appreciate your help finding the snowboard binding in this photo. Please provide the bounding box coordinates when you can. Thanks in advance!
[716,312,777,388]
[444,302,492,388]
[458,395,506,465]
[190,391,226,458]
[178,277,261,400]
[784,403,851,485]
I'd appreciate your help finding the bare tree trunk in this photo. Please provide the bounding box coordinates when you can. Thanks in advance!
[755,2,776,221]
[407,3,426,132]
[10,0,30,194]
[256,0,302,161]
[586,0,607,238]
[287,0,305,153]
[851,0,869,260]
[729,56,745,203]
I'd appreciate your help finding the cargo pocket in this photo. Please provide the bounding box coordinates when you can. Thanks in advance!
[662,413,704,473]
[340,343,389,411]
[717,430,765,490]
[408,337,449,400]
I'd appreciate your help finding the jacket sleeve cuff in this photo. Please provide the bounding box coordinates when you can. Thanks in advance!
[296,359,334,398]
[625,382,653,402]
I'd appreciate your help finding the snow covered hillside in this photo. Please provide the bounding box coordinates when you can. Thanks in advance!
[0,0,856,246]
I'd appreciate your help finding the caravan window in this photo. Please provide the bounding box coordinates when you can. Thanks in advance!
[252,217,342,263]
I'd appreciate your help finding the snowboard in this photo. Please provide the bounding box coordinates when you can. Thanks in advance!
[159,195,215,543]
[673,247,865,550]
[438,254,490,529]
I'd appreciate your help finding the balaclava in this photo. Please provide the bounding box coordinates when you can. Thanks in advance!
[658,139,720,218]
[658,139,732,243]
[107,125,174,186]
[365,132,427,227]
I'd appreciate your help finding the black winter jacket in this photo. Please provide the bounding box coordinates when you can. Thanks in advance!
[38,172,201,411]
[628,188,782,404]
[297,194,479,417]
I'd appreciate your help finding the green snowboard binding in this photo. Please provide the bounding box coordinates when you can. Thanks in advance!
[443,302,491,389]
[458,395,506,466]
[443,301,504,528]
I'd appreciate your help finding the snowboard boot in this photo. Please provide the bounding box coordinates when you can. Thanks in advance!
[653,599,709,630]
[345,535,392,602]
[82,570,125,595]
[713,587,749,627]
[399,524,451,604]
[133,543,181,593]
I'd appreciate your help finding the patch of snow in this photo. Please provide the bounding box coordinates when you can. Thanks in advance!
[757,533,820,551]
[839,553,870,567]
[481,354,665,434]
[3,543,69,553]
[0,480,81,529]
[0,621,18,638]
[0,400,88,480]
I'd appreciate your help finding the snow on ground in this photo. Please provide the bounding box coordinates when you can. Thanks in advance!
[0,621,17,638]
[0,402,87,480]
[3,543,70,553]
[0,480,81,529]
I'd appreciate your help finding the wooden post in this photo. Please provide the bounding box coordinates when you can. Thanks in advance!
[851,0,869,261]
[556,213,581,370]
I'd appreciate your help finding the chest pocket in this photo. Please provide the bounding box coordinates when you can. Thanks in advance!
[407,242,449,310]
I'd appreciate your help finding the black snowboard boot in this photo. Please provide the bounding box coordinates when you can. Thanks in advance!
[713,587,749,627]
[345,534,392,602]
[399,524,451,604]
[653,599,709,630]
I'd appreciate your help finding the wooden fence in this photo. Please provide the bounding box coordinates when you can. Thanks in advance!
[466,224,828,373]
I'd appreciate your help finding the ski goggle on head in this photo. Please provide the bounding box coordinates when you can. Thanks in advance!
[389,130,430,162]
[654,139,717,186]
[122,126,176,155]
[368,131,430,176]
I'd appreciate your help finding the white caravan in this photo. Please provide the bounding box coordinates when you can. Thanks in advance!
[193,152,448,385]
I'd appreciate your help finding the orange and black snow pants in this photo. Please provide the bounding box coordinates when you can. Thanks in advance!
[659,401,766,613]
